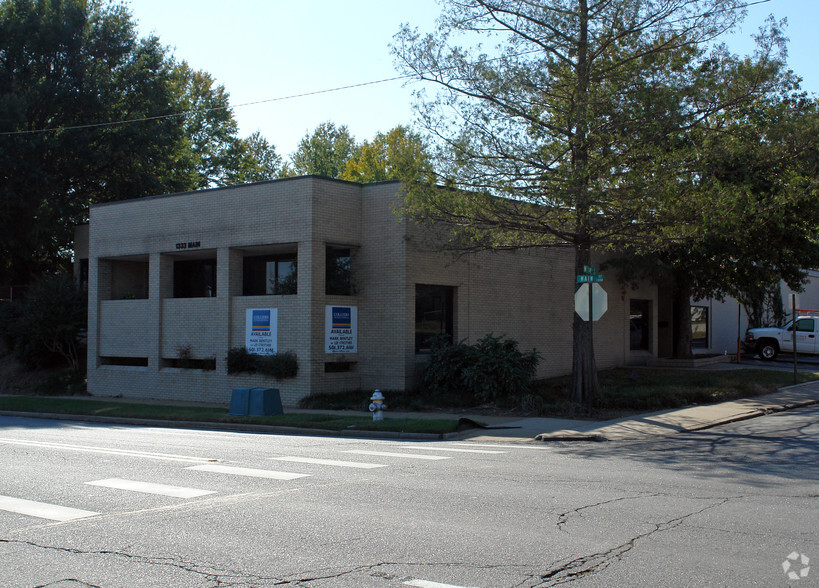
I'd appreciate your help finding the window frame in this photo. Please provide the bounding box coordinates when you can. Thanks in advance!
[243,254,298,296]
[325,246,354,296]
[415,284,455,354]
[690,305,709,349]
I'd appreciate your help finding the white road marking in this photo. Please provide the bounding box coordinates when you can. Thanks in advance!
[341,450,450,461]
[186,464,310,480]
[0,438,216,463]
[450,442,548,450]
[85,478,216,498]
[0,495,99,522]
[396,445,506,454]
[271,456,387,469]
[404,580,480,588]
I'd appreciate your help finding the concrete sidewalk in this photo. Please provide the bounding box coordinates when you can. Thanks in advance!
[3,380,816,443]
[454,380,819,443]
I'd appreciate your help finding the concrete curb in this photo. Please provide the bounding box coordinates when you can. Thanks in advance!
[0,411,457,441]
[682,397,819,433]
[535,396,819,442]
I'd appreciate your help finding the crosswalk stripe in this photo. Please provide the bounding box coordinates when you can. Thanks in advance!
[0,438,215,463]
[396,445,506,454]
[404,579,480,588]
[85,478,215,498]
[0,495,99,522]
[272,456,387,469]
[450,442,547,450]
[341,450,450,461]
[186,464,310,480]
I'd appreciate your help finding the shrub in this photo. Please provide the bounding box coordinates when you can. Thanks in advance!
[256,351,299,379]
[227,347,256,374]
[1,275,86,373]
[422,333,540,405]
[227,347,298,379]
[32,369,87,396]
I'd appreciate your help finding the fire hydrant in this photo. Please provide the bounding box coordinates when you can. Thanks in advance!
[369,389,386,421]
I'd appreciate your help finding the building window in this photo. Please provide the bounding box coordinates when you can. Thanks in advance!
[243,255,297,295]
[78,259,89,292]
[173,259,216,298]
[630,299,651,351]
[326,246,353,295]
[111,259,149,299]
[415,284,454,353]
[691,305,709,349]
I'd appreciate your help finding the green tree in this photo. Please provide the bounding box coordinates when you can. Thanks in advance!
[224,131,284,184]
[618,93,819,357]
[392,0,787,404]
[1,274,87,373]
[0,0,278,284]
[289,121,357,178]
[174,62,249,188]
[0,0,189,283]
[340,125,434,183]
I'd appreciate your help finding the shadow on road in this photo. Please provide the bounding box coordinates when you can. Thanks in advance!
[553,406,819,488]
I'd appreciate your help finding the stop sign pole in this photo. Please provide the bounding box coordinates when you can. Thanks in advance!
[577,267,605,373]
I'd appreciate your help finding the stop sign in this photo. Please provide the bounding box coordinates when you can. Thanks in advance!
[575,283,607,321]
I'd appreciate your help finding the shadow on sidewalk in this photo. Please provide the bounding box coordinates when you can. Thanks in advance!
[550,406,819,488]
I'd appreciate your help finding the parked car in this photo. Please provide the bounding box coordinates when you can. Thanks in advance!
[744,315,819,359]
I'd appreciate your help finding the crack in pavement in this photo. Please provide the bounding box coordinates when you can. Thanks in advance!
[0,538,288,588]
[33,581,103,588]
[276,560,536,587]
[555,493,661,531]
[532,498,731,587]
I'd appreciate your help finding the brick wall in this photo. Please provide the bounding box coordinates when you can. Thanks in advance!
[86,176,657,406]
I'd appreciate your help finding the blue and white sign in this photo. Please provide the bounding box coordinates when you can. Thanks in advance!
[246,308,278,355]
[325,305,357,353]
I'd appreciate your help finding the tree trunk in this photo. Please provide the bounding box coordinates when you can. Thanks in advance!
[672,272,694,359]
[569,0,599,408]
[571,245,600,406]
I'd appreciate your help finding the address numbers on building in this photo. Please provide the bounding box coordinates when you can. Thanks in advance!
[175,241,201,250]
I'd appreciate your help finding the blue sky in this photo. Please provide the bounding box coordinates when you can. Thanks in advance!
[127,0,818,158]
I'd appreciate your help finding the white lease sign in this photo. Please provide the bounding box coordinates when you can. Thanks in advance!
[245,308,278,355]
[325,305,358,353]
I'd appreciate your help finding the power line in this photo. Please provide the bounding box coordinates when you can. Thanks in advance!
[0,74,415,137]
[0,0,778,138]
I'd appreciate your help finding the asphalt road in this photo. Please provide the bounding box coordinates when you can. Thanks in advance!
[0,406,816,588]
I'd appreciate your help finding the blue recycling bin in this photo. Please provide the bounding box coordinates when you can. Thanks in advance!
[248,387,283,416]
[229,387,252,415]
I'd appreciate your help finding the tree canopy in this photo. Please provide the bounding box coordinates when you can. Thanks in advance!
[392,0,798,403]
[0,0,281,284]
[289,121,357,178]
[613,90,819,355]
[287,122,434,184]
[340,125,434,183]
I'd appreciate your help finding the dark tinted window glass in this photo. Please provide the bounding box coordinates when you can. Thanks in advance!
[630,299,650,351]
[415,284,454,353]
[243,255,297,295]
[174,259,216,298]
[326,247,352,295]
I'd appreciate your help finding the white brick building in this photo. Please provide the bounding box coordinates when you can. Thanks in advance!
[76,176,658,406]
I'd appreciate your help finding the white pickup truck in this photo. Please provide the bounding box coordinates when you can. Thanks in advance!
[744,315,819,360]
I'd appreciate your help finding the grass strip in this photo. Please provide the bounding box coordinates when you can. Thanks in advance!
[0,396,460,435]
[299,368,819,417]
